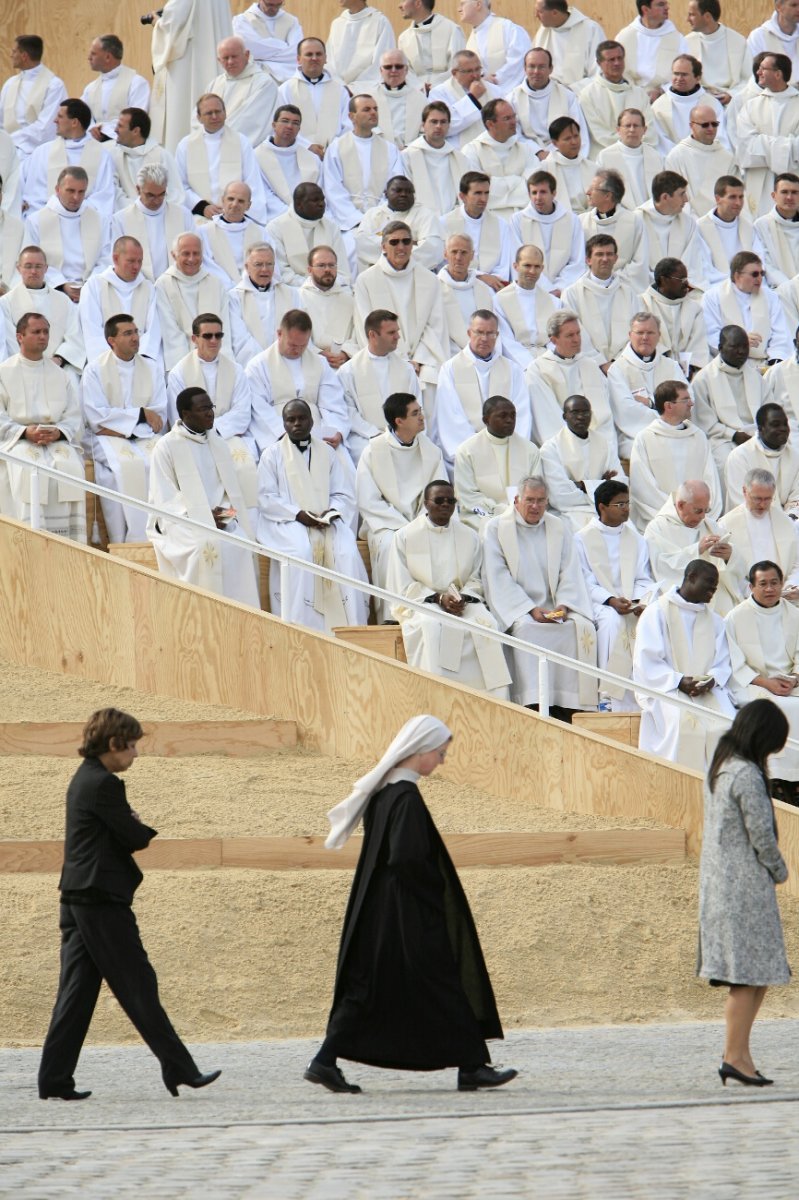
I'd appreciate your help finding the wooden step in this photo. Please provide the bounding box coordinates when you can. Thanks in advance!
[332,624,407,662]
[107,542,272,611]
[572,711,641,746]
[0,719,297,757]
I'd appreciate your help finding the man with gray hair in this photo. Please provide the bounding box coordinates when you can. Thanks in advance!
[205,36,279,147]
[352,51,427,152]
[81,35,150,142]
[437,234,496,354]
[720,466,799,598]
[644,478,742,613]
[428,52,502,149]
[579,169,651,294]
[110,163,193,282]
[607,310,690,457]
[228,241,299,365]
[526,310,616,446]
[155,232,228,370]
[459,0,529,93]
[482,473,598,718]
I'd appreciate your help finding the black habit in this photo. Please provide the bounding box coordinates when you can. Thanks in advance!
[323,778,504,1071]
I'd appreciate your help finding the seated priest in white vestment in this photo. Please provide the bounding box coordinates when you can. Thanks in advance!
[167,312,257,507]
[107,109,184,212]
[267,183,352,288]
[297,247,359,368]
[576,479,656,710]
[0,34,67,161]
[753,174,799,287]
[481,475,598,717]
[233,1,305,84]
[615,5,688,97]
[245,308,349,460]
[78,237,161,364]
[540,394,625,531]
[352,51,428,152]
[532,1,605,91]
[24,168,110,303]
[692,325,770,481]
[155,233,229,372]
[630,378,720,531]
[633,559,735,770]
[637,170,710,289]
[454,396,541,535]
[339,308,421,465]
[737,57,799,217]
[353,221,449,412]
[356,391,445,620]
[442,172,514,290]
[684,2,751,102]
[595,108,663,211]
[644,478,743,614]
[697,175,762,287]
[204,36,279,148]
[494,245,560,370]
[506,47,589,157]
[400,101,471,215]
[257,399,368,629]
[175,93,266,224]
[110,164,194,283]
[1,246,84,372]
[81,35,151,143]
[719,467,799,599]
[0,313,85,541]
[434,310,530,474]
[460,0,529,93]
[651,56,728,152]
[326,0,396,88]
[148,387,260,606]
[725,403,799,512]
[577,42,657,157]
[199,183,270,289]
[255,104,321,224]
[580,168,651,294]
[82,314,166,544]
[539,118,598,217]
[663,103,738,216]
[0,185,24,293]
[22,97,116,222]
[560,235,641,369]
[703,251,792,365]
[607,310,690,457]
[354,175,444,275]
[525,311,616,447]
[428,52,502,149]
[321,94,403,233]
[274,39,351,156]
[228,241,299,365]
[388,479,512,698]
[398,0,466,90]
[437,235,497,355]
[641,257,708,377]
[727,560,799,794]
[765,325,799,438]
[462,100,543,222]
[510,171,585,296]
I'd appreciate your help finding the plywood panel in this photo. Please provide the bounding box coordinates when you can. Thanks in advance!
[0,2,772,100]
[571,711,641,746]
[0,718,296,755]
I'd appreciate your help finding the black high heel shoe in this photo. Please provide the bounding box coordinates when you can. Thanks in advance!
[165,1069,222,1097]
[718,1061,770,1087]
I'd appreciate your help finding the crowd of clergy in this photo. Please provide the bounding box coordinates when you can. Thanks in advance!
[5,0,799,780]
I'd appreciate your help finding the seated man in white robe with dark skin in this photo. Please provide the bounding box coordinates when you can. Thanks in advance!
[147,387,260,607]
[540,394,625,531]
[633,558,736,770]
[576,479,655,711]
[454,396,541,536]
[256,399,368,631]
[387,479,511,699]
[481,474,598,720]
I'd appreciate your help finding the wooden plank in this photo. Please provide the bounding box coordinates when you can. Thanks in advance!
[571,712,641,746]
[0,719,297,756]
[138,839,222,870]
[0,841,63,872]
[332,625,407,662]
[108,542,272,612]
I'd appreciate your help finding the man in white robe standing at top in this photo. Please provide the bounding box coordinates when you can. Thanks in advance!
[482,475,598,719]
[257,399,367,628]
[148,0,233,153]
[0,313,85,542]
[458,0,529,93]
[633,558,735,768]
[326,1,395,88]
[148,385,260,606]
[82,314,166,544]
[388,478,512,698]
[233,0,305,85]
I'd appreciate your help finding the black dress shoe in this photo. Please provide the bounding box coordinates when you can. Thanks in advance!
[304,1060,362,1093]
[39,1088,92,1101]
[457,1065,518,1091]
[165,1069,222,1097]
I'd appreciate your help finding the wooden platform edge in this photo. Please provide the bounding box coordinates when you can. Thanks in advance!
[0,720,297,756]
[0,830,686,873]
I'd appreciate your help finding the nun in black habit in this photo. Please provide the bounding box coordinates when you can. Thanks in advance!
[304,714,518,1094]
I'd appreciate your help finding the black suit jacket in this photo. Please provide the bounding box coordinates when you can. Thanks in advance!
[58,758,157,904]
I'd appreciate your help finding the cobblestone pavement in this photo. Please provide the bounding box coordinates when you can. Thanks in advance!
[2,1023,799,1198]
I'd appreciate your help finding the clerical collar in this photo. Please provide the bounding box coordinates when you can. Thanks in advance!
[596,207,616,220]
[712,208,735,224]
[301,72,323,84]
[385,82,406,91]
[292,437,311,451]
[390,429,416,447]
[249,279,271,292]
[416,14,435,25]
[632,349,655,362]
[776,207,799,222]
[473,352,493,362]
[670,84,701,97]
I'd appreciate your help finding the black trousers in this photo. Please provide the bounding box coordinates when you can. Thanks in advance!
[38,901,198,1092]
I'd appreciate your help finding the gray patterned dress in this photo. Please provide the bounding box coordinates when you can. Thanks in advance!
[698,757,791,987]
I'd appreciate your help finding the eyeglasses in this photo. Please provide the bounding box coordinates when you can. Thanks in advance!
[386,237,412,246]
[605,500,630,509]
[383,63,406,70]
[740,270,764,278]
[199,331,224,340]
[692,120,720,128]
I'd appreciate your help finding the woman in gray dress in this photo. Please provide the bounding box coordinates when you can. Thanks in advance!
[698,699,791,1087]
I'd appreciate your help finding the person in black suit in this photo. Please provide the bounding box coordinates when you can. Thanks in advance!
[37,708,221,1101]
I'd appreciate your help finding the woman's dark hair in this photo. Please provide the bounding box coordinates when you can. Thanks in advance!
[708,700,788,792]
[79,709,143,759]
